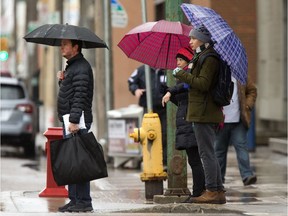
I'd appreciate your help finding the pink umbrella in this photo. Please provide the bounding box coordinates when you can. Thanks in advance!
[118,20,192,70]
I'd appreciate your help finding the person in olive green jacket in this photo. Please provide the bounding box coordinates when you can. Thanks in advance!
[173,25,226,204]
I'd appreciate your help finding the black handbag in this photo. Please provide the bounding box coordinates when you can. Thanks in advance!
[50,132,108,186]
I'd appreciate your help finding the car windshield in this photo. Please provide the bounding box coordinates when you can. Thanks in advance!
[1,84,25,100]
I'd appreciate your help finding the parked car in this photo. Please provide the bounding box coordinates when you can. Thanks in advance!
[0,77,37,157]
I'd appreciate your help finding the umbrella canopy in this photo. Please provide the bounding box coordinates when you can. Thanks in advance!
[117,20,192,70]
[181,4,248,84]
[24,23,108,49]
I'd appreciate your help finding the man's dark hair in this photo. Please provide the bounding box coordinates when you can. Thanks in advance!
[71,40,82,53]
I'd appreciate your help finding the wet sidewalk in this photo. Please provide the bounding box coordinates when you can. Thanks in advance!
[1,145,287,215]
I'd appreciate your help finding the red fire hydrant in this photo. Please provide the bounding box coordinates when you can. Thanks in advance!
[39,127,68,197]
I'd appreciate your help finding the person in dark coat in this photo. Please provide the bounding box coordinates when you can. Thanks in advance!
[56,39,94,213]
[162,47,205,201]
[128,66,167,166]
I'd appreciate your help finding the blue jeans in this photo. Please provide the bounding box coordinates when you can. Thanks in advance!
[214,122,255,183]
[63,123,92,206]
[193,123,223,191]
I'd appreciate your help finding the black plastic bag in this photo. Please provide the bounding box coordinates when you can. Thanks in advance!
[50,132,108,186]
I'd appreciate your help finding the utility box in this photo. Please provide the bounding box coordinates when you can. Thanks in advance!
[107,104,143,168]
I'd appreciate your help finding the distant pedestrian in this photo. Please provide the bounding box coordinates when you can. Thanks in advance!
[162,46,205,201]
[173,25,226,204]
[128,65,167,166]
[215,76,257,186]
[57,39,94,213]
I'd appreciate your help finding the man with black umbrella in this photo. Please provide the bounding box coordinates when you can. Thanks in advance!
[57,39,94,213]
[24,23,107,213]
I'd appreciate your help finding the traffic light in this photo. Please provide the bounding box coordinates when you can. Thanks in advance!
[0,38,9,61]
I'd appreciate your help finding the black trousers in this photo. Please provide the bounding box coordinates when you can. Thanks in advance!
[186,146,205,196]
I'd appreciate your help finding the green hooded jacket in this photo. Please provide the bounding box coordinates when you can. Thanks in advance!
[174,47,224,123]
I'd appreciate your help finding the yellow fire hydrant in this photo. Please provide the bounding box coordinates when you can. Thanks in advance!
[130,112,167,201]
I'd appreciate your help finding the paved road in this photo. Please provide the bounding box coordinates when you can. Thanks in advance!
[0,145,287,215]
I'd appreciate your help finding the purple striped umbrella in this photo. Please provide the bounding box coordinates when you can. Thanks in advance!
[117,20,192,70]
[181,3,248,84]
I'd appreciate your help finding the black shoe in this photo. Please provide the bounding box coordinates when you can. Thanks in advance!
[67,203,93,212]
[182,195,193,203]
[181,193,202,203]
[243,175,257,186]
[58,201,75,212]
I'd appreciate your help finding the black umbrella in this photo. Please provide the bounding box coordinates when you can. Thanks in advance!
[24,23,108,49]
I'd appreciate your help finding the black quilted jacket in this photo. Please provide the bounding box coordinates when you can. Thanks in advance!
[128,65,166,109]
[168,82,197,149]
[57,53,94,124]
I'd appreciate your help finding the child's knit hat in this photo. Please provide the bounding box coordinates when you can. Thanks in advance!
[176,46,194,62]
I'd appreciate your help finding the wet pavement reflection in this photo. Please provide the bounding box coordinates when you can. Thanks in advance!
[0,145,287,215]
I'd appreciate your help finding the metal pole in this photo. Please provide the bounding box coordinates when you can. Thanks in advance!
[141,0,153,112]
[164,0,190,197]
[94,0,107,140]
[104,0,113,111]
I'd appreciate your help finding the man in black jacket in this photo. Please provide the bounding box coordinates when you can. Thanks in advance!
[57,39,94,213]
[128,65,167,166]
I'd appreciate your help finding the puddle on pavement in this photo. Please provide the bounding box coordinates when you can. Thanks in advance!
[22,191,66,212]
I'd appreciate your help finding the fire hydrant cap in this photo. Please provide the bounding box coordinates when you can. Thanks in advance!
[147,130,157,140]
